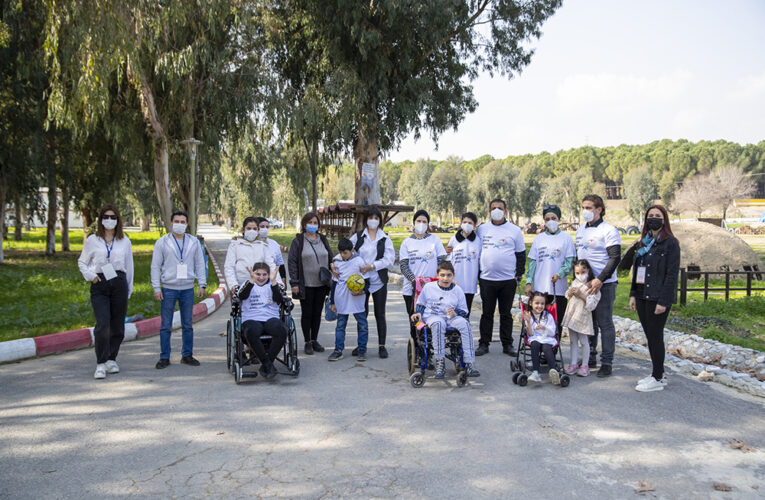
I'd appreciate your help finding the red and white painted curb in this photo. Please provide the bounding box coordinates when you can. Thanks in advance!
[0,241,228,364]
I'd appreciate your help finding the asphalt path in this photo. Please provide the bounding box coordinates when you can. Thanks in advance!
[1,226,763,499]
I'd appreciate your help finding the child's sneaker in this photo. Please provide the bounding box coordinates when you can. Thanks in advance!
[576,365,590,377]
[528,370,542,383]
[434,359,446,379]
[564,363,578,375]
[357,350,367,362]
[549,369,561,385]
[328,350,343,361]
[465,363,480,377]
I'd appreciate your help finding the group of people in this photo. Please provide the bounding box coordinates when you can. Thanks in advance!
[77,194,680,393]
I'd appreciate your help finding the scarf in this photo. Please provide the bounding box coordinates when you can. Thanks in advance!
[635,234,656,258]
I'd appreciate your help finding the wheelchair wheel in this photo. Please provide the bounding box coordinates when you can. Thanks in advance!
[518,373,528,386]
[407,338,417,375]
[560,374,570,388]
[409,372,425,388]
[234,361,242,385]
[226,320,233,372]
[456,371,468,387]
[512,372,520,385]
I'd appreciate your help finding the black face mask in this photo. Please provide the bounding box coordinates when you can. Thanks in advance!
[646,217,663,231]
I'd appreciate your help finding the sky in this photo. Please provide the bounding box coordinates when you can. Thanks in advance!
[387,0,765,162]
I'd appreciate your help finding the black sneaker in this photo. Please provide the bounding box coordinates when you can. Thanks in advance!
[260,361,277,379]
[180,356,200,366]
[328,350,343,361]
[351,347,359,356]
[155,358,170,369]
[304,342,314,355]
[357,350,367,362]
[475,344,489,356]
[502,345,517,356]
[596,364,612,378]
[378,346,388,359]
[311,340,325,353]
[466,363,480,377]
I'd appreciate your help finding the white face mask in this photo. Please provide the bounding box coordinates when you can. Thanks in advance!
[414,222,428,235]
[172,223,187,235]
[576,273,588,283]
[582,209,595,223]
[461,223,474,234]
[102,218,117,230]
[545,220,559,233]
[244,229,258,241]
[367,219,380,230]
[490,208,505,221]
[258,227,269,238]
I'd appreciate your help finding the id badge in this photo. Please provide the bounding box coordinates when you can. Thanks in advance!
[176,263,188,280]
[635,266,646,285]
[102,263,118,281]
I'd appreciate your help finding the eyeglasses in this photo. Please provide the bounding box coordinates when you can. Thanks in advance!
[102,215,118,220]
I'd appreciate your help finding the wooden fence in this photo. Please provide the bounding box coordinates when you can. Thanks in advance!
[678,268,765,305]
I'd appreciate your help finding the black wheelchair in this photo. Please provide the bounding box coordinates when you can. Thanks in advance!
[226,286,300,384]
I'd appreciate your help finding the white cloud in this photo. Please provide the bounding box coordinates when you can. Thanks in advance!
[556,70,694,113]
[672,107,708,133]
[726,73,765,101]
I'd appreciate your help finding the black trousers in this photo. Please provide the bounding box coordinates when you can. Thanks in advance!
[546,294,568,337]
[635,298,670,380]
[242,318,287,364]
[404,294,417,341]
[465,293,475,318]
[530,341,556,372]
[364,285,388,346]
[478,278,516,347]
[90,272,129,364]
[299,286,327,342]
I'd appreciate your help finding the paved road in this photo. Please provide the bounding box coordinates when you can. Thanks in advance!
[1,226,763,499]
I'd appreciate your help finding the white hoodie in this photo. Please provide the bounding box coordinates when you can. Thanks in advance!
[224,238,276,288]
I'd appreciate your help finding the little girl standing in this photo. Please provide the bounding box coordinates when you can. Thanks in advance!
[562,259,601,377]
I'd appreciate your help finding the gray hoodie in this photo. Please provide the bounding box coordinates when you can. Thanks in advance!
[151,233,207,292]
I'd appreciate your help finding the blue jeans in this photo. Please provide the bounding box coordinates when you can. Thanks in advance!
[335,312,369,352]
[160,287,195,359]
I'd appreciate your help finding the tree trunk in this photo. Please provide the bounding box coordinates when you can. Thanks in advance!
[353,127,381,231]
[140,216,151,231]
[46,175,57,256]
[60,185,70,251]
[0,174,6,263]
[13,194,22,240]
[81,208,93,236]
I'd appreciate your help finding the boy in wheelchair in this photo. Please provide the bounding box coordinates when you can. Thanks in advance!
[410,261,479,379]
[238,262,290,379]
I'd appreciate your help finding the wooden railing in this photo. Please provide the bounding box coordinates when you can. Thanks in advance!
[679,268,765,305]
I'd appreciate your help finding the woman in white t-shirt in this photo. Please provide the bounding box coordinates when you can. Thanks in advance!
[399,209,447,339]
[445,212,481,316]
[524,205,575,335]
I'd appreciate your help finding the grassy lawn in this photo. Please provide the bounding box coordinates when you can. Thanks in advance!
[0,228,219,342]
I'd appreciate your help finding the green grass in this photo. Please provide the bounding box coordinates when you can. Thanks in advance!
[0,228,219,342]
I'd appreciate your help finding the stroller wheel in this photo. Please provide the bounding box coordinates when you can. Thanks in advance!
[409,372,425,388]
[456,371,468,387]
[518,373,528,387]
[560,374,570,388]
[234,361,242,385]
[512,372,520,385]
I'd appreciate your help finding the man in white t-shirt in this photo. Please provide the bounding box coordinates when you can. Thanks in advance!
[475,199,526,356]
[575,194,622,378]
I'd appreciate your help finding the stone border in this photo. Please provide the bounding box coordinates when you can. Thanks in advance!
[0,241,228,364]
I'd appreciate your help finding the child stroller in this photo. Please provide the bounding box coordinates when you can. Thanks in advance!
[510,296,570,388]
[406,277,470,388]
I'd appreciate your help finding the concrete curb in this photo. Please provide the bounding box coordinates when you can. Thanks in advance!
[0,241,228,364]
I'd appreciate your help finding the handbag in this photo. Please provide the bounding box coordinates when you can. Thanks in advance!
[324,296,337,322]
[308,237,332,286]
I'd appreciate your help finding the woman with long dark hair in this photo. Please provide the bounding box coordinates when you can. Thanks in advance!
[77,205,134,379]
[629,204,680,392]
[288,212,333,355]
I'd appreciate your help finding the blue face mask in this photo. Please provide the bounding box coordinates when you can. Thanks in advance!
[305,224,319,234]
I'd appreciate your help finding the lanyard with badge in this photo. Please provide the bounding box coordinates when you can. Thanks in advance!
[101,238,118,280]
[635,254,647,285]
[173,234,188,279]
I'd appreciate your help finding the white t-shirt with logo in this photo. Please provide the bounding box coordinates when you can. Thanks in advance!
[528,231,576,296]
[476,221,525,281]
[240,281,280,322]
[447,235,481,294]
[399,234,447,296]
[417,281,468,323]
[575,220,621,284]
[332,255,366,315]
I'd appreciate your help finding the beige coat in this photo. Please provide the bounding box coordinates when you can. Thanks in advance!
[561,281,601,335]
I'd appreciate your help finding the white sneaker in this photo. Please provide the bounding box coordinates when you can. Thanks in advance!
[105,360,119,374]
[636,377,666,392]
[94,364,107,379]
[528,371,542,383]
[638,375,666,386]
[549,369,560,385]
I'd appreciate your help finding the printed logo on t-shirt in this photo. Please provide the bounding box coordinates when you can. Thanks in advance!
[579,236,598,252]
[492,237,508,248]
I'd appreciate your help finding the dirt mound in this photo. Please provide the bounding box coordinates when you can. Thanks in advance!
[673,221,762,271]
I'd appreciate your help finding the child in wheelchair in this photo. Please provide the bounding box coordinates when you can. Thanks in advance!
[410,261,479,379]
[238,262,290,379]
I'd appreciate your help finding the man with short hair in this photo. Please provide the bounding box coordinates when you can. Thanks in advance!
[475,199,526,356]
[575,194,621,377]
[151,210,207,369]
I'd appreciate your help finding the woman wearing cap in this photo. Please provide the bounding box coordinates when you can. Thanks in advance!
[524,205,575,336]
[349,206,395,358]
[445,212,481,316]
[399,209,447,339]
[77,204,134,379]
[224,216,277,292]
